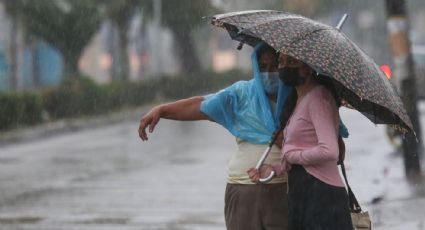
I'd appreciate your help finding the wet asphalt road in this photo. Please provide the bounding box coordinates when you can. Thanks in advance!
[0,119,235,230]
[0,106,424,230]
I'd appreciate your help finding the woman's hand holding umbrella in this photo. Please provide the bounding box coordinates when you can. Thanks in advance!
[247,164,274,183]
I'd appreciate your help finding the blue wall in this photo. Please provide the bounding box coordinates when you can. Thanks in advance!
[0,46,8,91]
[0,41,63,91]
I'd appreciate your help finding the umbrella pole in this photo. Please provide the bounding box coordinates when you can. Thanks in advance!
[255,126,284,183]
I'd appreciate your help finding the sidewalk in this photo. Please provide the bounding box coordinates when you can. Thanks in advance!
[341,102,425,229]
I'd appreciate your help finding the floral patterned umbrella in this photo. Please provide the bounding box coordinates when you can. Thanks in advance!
[211,10,413,133]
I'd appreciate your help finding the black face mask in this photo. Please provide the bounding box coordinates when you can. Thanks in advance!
[278,67,306,87]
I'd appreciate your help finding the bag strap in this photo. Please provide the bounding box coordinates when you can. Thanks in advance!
[340,160,362,213]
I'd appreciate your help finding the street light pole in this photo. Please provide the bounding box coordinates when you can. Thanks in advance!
[384,0,422,179]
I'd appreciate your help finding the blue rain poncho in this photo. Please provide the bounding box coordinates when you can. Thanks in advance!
[200,43,349,145]
[200,43,292,144]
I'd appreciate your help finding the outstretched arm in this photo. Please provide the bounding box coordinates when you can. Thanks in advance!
[138,96,209,141]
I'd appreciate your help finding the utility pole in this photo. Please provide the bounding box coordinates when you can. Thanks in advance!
[385,0,422,179]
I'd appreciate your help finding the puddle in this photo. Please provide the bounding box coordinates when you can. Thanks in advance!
[75,217,129,225]
[0,216,43,224]
[0,157,21,165]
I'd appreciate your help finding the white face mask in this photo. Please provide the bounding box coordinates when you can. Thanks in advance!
[261,72,280,95]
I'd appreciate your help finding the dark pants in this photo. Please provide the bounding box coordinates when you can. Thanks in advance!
[288,165,353,230]
[225,183,288,230]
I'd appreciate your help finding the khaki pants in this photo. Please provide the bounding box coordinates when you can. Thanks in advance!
[225,183,288,230]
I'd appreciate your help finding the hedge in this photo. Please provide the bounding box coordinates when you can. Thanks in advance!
[0,92,43,130]
[0,69,248,131]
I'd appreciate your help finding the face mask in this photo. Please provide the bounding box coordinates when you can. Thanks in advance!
[278,67,306,87]
[261,72,280,95]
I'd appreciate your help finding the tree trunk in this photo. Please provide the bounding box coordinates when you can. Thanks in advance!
[63,53,80,80]
[118,24,130,81]
[105,20,119,82]
[29,38,40,87]
[171,28,201,73]
[9,17,19,90]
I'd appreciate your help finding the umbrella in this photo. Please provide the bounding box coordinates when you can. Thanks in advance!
[210,10,413,133]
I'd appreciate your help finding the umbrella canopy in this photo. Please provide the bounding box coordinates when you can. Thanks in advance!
[211,10,413,133]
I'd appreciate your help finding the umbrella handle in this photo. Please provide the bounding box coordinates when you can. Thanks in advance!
[259,171,275,183]
[255,146,276,183]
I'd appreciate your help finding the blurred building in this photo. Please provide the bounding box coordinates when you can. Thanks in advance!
[0,3,62,92]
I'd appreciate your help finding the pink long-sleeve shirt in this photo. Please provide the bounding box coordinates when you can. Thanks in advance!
[273,85,344,187]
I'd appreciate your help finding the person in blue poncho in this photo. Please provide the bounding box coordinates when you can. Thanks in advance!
[139,43,291,230]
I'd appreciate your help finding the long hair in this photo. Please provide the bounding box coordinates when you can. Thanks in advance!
[257,44,277,62]
[316,73,341,107]
[279,89,298,131]
[278,73,340,131]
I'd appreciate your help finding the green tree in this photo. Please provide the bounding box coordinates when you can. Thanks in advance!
[18,0,102,79]
[160,0,216,73]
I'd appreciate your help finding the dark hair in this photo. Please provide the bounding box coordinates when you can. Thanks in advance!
[279,89,298,132]
[316,73,341,107]
[257,44,277,61]
[278,73,340,132]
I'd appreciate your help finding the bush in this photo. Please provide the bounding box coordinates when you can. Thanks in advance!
[43,77,111,119]
[0,92,43,130]
[102,79,159,107]
[1,70,248,130]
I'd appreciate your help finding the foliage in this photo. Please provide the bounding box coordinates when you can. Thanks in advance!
[18,0,103,77]
[1,0,26,21]
[158,0,217,73]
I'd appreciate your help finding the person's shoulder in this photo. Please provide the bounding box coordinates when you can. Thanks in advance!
[310,85,333,100]
[305,85,336,108]
[232,80,251,87]
[210,80,252,100]
[226,80,253,93]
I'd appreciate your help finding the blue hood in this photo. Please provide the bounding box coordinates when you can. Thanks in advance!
[200,43,292,144]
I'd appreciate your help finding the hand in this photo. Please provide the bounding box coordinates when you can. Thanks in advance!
[138,106,162,141]
[247,164,274,183]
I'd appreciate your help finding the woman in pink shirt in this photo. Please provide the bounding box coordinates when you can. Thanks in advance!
[248,54,353,230]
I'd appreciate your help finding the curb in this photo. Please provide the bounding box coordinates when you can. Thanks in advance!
[0,105,151,146]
